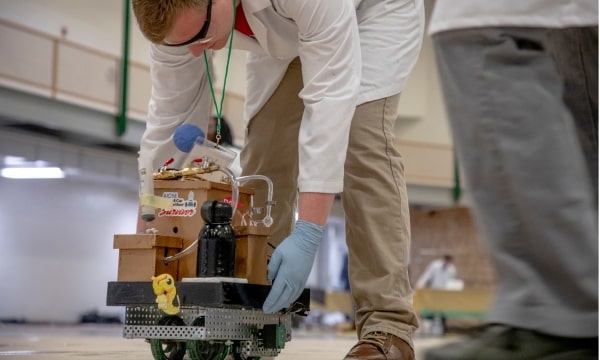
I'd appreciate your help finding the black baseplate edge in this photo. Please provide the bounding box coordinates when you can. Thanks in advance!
[106,281,311,312]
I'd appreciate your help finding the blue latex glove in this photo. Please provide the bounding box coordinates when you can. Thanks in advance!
[262,220,324,313]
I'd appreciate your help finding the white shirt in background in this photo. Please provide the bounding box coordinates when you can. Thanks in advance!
[429,1,598,35]
[416,259,457,290]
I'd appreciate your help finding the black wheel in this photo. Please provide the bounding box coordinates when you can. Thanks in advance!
[233,356,260,360]
[149,315,187,360]
[187,340,229,360]
[187,317,230,360]
[232,355,260,360]
[231,343,260,360]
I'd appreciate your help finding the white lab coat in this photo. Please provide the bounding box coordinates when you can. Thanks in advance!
[141,0,424,193]
[429,1,598,35]
[416,259,457,290]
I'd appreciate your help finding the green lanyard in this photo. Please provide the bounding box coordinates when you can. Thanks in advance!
[203,0,237,146]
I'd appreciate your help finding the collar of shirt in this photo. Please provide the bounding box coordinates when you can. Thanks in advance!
[235,3,255,37]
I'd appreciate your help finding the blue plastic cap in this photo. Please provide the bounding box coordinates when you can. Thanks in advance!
[173,123,206,153]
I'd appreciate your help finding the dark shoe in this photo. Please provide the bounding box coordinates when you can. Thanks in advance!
[425,324,598,360]
[343,331,414,360]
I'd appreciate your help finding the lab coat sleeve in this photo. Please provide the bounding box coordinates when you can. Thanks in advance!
[277,0,361,193]
[139,44,213,170]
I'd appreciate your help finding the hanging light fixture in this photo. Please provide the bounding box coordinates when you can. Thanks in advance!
[0,156,65,179]
[1,167,65,179]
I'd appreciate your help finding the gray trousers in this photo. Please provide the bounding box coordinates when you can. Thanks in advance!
[433,28,598,337]
[549,28,598,199]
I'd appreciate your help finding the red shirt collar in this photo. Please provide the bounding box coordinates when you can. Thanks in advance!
[234,3,254,37]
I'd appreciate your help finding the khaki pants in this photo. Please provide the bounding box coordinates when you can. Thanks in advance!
[241,58,419,347]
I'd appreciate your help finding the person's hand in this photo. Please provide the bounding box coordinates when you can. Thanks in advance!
[262,220,324,313]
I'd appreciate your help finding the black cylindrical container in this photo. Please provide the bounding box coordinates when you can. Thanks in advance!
[197,200,236,277]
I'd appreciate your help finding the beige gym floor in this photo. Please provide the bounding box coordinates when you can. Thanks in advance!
[0,323,459,359]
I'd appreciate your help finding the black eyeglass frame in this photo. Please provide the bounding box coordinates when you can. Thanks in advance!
[162,0,212,47]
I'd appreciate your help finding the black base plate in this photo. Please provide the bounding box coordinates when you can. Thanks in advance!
[106,281,311,312]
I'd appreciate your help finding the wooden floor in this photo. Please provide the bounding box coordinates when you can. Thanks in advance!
[0,323,460,359]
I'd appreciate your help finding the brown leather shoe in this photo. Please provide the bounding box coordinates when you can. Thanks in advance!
[343,331,414,360]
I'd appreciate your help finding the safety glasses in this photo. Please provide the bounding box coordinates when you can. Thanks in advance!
[162,0,212,46]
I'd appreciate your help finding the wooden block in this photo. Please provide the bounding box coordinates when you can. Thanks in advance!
[234,226,271,285]
[113,234,183,249]
[113,234,184,281]
[150,178,256,280]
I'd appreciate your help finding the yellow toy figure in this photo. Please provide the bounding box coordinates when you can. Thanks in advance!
[151,274,180,315]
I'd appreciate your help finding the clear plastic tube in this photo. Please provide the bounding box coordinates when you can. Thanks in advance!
[163,170,275,264]
[164,167,238,265]
[138,152,155,223]
[235,175,274,227]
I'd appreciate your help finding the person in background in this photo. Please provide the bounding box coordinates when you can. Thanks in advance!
[415,254,457,335]
[131,1,424,359]
[426,1,598,359]
[415,254,457,290]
